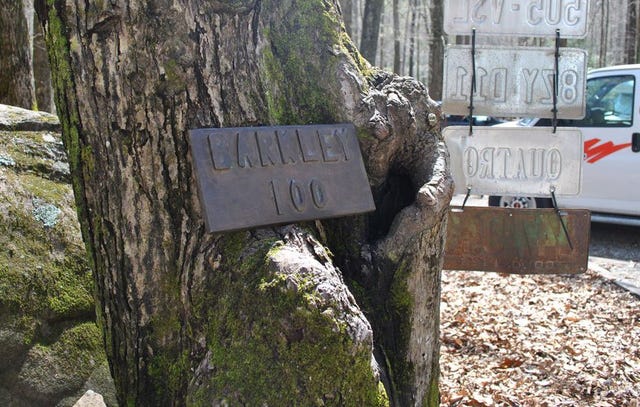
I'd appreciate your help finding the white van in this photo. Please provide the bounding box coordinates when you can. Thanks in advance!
[491,64,640,226]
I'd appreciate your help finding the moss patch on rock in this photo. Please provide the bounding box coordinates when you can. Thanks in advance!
[0,130,93,323]
[0,108,113,404]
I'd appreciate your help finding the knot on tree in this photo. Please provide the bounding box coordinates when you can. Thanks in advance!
[356,72,453,253]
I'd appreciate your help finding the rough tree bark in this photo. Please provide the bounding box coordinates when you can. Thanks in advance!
[37,0,452,405]
[0,0,36,109]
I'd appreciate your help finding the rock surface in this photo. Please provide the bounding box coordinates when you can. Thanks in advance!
[0,104,115,406]
[72,390,106,407]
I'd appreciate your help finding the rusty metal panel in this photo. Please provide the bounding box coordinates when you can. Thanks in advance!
[444,207,590,274]
[444,0,589,38]
[189,124,375,233]
[442,46,587,119]
[444,126,583,197]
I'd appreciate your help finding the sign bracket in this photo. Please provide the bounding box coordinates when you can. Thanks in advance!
[461,186,472,210]
[550,186,574,250]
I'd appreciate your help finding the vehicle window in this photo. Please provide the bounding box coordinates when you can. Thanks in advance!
[518,117,537,126]
[567,75,635,128]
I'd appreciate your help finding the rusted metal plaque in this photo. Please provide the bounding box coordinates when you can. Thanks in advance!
[442,46,586,119]
[444,207,590,274]
[189,124,375,233]
[444,126,583,196]
[444,0,589,38]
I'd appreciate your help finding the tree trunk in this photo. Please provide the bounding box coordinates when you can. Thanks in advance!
[427,0,444,101]
[360,0,385,64]
[392,0,401,74]
[0,0,36,109]
[407,0,418,78]
[37,0,452,405]
[625,0,638,64]
[599,0,609,67]
[340,0,354,38]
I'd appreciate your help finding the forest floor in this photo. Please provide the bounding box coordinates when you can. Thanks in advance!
[438,268,640,407]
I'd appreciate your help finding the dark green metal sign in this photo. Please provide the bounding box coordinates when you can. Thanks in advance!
[444,207,590,274]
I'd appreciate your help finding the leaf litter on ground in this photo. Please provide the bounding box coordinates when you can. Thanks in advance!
[439,269,640,407]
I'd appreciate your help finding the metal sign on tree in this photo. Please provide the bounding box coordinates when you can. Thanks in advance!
[189,124,376,233]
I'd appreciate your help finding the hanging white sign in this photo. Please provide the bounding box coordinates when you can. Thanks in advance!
[444,0,589,38]
[442,46,587,119]
[444,126,583,196]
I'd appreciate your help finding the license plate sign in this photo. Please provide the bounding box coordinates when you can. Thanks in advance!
[444,206,591,274]
[442,46,586,119]
[444,0,589,38]
[444,126,583,196]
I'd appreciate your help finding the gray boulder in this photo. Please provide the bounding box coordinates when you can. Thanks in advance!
[0,105,116,406]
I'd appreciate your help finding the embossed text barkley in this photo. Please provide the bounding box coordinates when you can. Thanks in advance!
[206,126,351,171]
[188,124,375,233]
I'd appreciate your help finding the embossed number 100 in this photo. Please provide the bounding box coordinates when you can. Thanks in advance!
[270,178,327,215]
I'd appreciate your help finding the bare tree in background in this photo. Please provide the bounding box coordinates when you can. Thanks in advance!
[393,0,401,73]
[427,0,443,101]
[626,0,639,63]
[361,0,385,63]
[406,0,418,77]
[340,0,354,37]
[0,0,36,109]
[32,7,54,112]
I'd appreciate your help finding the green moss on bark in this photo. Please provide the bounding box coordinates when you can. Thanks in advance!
[261,0,346,124]
[42,1,96,270]
[382,258,415,402]
[184,233,387,406]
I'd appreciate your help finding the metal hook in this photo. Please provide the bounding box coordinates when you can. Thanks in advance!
[461,186,472,210]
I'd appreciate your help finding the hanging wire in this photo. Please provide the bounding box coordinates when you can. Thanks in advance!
[469,28,477,136]
[552,29,560,133]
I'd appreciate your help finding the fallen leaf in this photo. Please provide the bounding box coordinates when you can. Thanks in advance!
[496,357,524,369]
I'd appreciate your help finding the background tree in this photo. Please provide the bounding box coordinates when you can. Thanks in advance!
[361,0,385,63]
[346,0,640,102]
[426,0,443,101]
[31,2,55,113]
[0,0,36,109]
[340,0,354,37]
[37,0,452,405]
[406,0,418,77]
[392,0,401,73]
[625,0,639,63]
